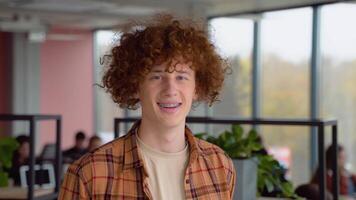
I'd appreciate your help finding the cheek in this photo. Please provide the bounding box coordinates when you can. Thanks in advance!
[184,87,197,102]
[340,154,346,163]
[19,146,29,156]
[138,87,157,105]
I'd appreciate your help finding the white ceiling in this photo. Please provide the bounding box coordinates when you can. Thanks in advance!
[0,0,348,31]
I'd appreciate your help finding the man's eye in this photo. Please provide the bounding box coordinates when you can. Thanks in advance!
[150,75,161,80]
[177,75,188,80]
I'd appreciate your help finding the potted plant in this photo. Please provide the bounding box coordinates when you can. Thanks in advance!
[196,125,299,199]
[0,136,19,187]
[256,154,298,198]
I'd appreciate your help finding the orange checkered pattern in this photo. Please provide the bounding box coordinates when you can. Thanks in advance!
[59,121,236,200]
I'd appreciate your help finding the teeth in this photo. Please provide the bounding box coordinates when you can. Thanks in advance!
[158,103,181,108]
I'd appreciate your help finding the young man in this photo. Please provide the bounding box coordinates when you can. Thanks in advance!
[59,15,236,200]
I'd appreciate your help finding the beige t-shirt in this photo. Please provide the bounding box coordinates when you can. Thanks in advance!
[136,135,189,200]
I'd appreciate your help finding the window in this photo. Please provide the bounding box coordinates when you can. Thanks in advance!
[321,3,356,174]
[94,30,125,141]
[208,17,253,134]
[260,8,312,185]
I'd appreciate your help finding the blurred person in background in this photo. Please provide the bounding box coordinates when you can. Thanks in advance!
[295,183,332,200]
[62,131,86,163]
[86,135,102,152]
[311,144,356,196]
[9,135,30,186]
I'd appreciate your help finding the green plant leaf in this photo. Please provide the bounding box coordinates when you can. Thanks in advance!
[251,143,263,151]
[248,129,259,139]
[231,124,243,140]
[281,181,295,197]
[264,178,274,192]
[194,125,299,198]
[0,137,19,170]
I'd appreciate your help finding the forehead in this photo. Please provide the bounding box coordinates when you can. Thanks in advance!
[151,62,194,73]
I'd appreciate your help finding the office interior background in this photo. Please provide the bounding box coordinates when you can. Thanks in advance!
[0,0,355,189]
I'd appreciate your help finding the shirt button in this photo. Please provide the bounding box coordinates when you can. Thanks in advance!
[185,179,190,184]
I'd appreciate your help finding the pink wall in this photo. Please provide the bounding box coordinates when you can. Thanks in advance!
[0,32,12,136]
[40,28,94,149]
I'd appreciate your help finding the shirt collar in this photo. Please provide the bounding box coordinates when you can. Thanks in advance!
[122,120,202,171]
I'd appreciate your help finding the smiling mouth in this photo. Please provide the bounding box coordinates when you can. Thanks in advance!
[157,103,182,108]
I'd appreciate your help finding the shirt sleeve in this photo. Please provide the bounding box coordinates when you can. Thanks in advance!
[58,163,89,200]
[228,158,236,199]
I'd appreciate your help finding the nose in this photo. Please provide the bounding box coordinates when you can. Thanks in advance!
[162,76,178,97]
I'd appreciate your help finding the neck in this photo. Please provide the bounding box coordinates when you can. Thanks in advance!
[138,118,186,153]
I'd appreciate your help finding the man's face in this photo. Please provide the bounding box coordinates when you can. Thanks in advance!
[19,142,30,159]
[89,139,102,151]
[138,62,197,128]
[338,149,346,168]
[76,139,85,149]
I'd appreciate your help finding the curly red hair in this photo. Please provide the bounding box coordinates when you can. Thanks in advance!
[102,14,229,109]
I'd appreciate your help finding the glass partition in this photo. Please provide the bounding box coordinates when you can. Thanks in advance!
[321,3,356,174]
[209,17,253,134]
[260,8,312,185]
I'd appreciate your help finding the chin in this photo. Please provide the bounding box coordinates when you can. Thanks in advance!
[158,116,186,128]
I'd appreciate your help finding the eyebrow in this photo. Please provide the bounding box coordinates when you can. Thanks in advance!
[150,69,164,73]
[150,69,192,75]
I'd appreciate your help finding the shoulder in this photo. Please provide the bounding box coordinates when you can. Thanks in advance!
[195,137,223,153]
[194,137,235,171]
[66,135,127,178]
[63,147,74,153]
[60,135,131,199]
[192,137,236,193]
[195,137,230,158]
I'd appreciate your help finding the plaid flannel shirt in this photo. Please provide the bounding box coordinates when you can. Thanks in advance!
[59,121,236,200]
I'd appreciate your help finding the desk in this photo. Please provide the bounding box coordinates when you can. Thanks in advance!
[0,187,54,200]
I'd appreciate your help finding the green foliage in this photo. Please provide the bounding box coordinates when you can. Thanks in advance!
[0,137,19,171]
[256,154,299,199]
[196,125,300,199]
[195,124,263,159]
[0,136,18,187]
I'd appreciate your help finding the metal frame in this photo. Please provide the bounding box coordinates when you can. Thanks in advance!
[252,18,261,131]
[207,0,348,19]
[310,5,322,174]
[0,114,62,200]
[114,116,339,200]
